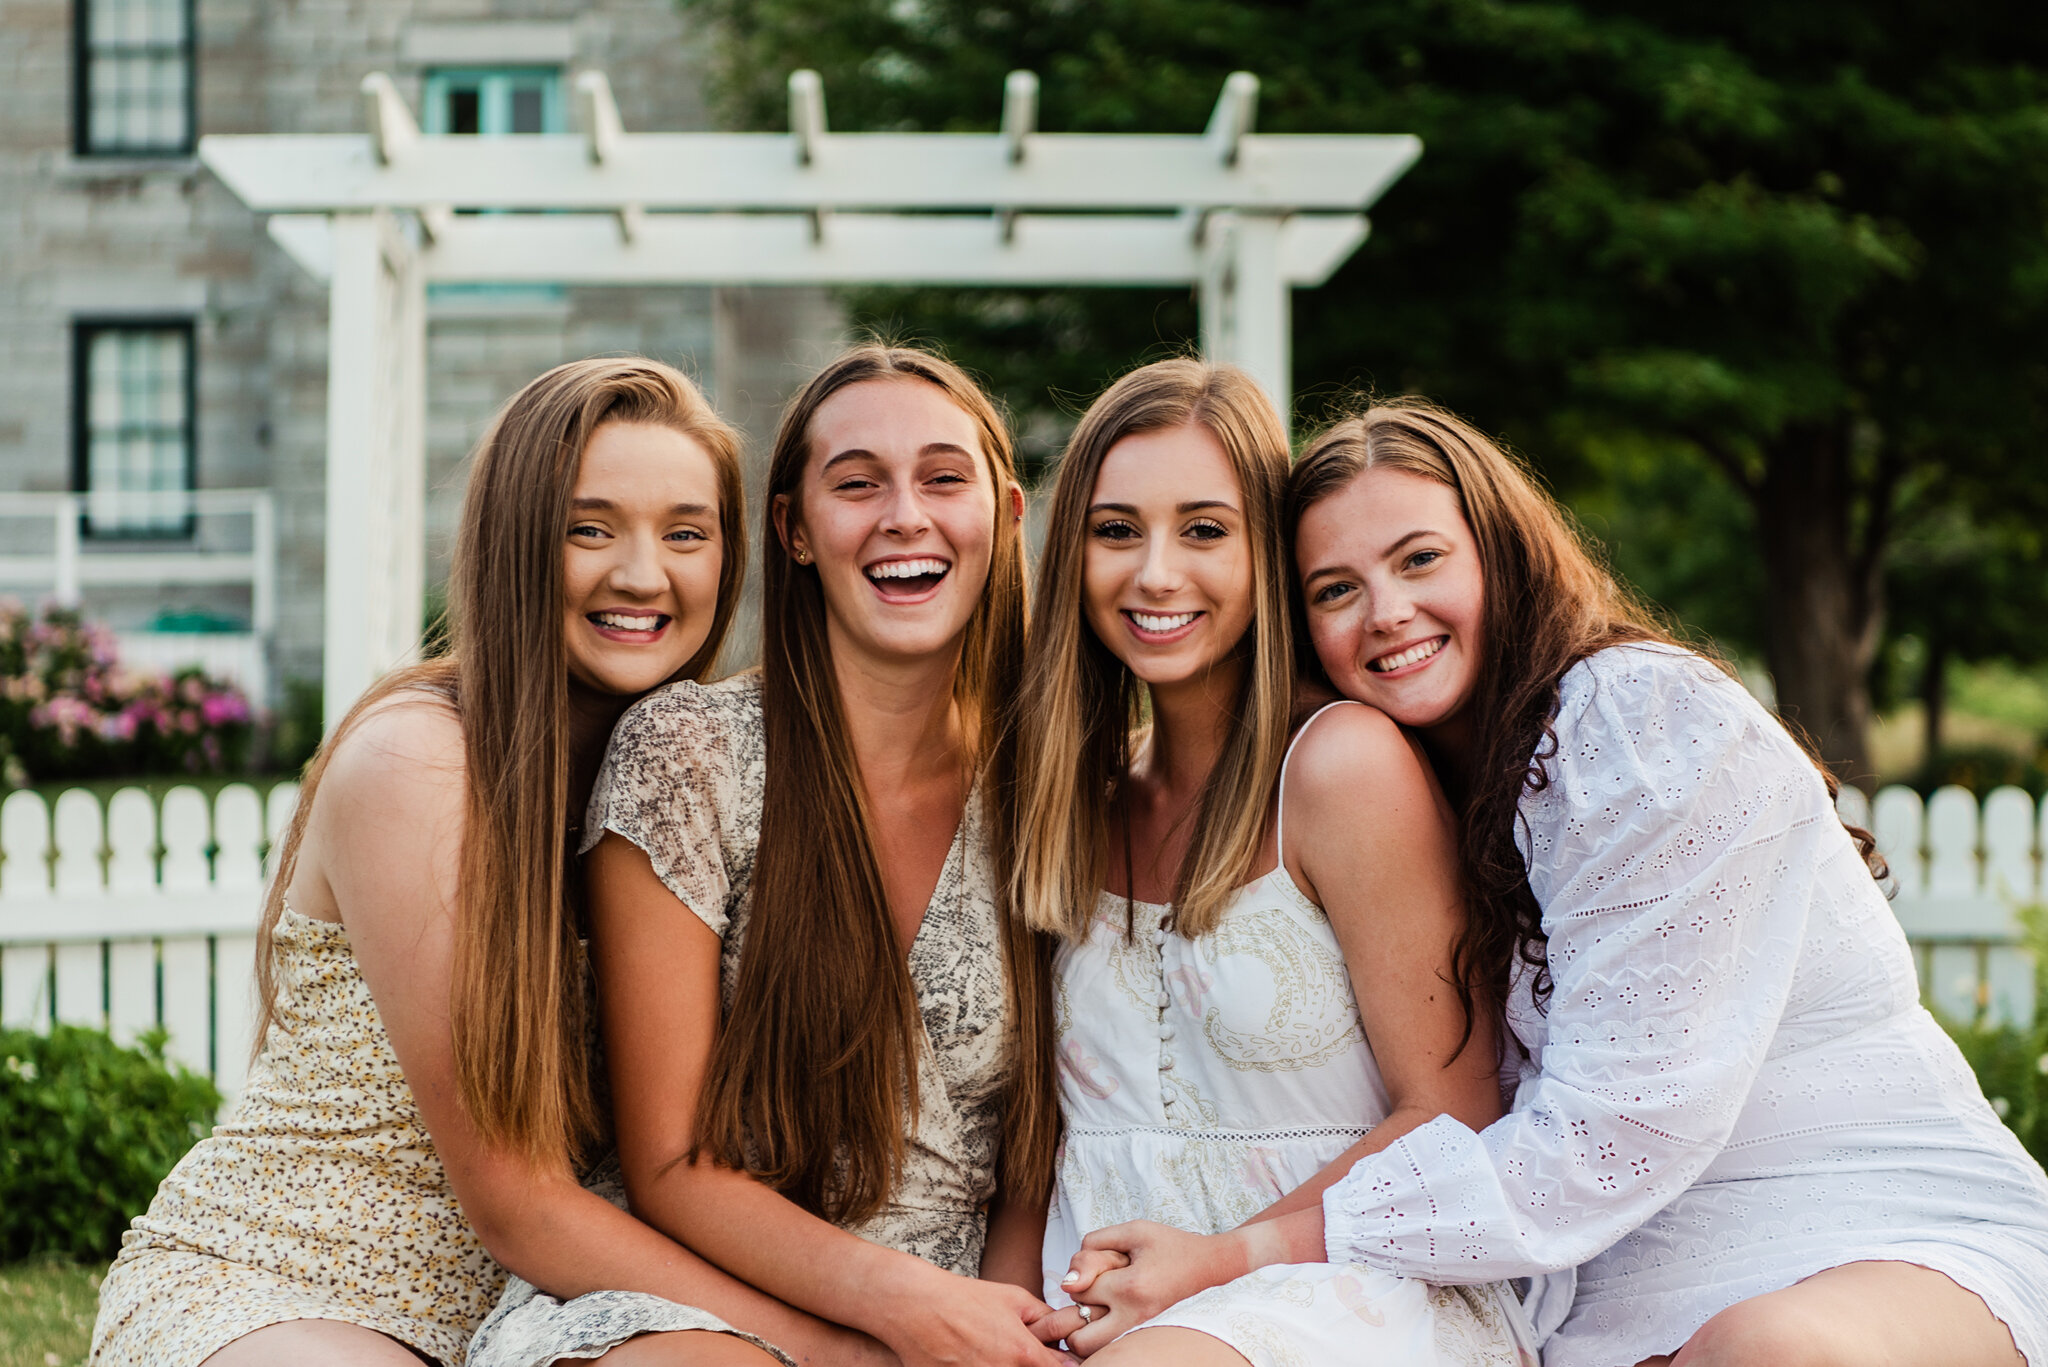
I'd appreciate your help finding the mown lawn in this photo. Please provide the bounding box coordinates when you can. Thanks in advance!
[0,1260,98,1367]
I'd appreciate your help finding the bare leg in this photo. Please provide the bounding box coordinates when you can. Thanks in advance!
[1645,1260,2023,1367]
[1086,1327,1253,1367]
[583,1329,784,1365]
[199,1320,433,1367]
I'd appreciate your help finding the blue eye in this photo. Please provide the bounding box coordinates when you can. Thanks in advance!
[1407,549,1443,570]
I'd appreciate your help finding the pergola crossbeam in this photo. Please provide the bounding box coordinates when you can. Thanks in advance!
[265,210,1368,288]
[202,132,1419,215]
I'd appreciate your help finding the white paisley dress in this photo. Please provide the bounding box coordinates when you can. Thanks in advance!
[469,673,1015,1367]
[1320,644,2048,1367]
[1044,703,1541,1367]
[90,907,506,1367]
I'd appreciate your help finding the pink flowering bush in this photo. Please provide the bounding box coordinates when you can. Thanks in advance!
[0,601,255,783]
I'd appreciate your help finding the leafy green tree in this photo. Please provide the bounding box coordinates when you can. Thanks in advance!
[683,0,2048,780]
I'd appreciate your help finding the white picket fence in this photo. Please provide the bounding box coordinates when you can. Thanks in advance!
[0,781,2042,1115]
[1843,784,2048,1028]
[0,782,298,1107]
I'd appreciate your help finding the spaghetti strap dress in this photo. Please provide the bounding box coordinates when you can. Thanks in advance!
[90,906,506,1367]
[468,673,1016,1367]
[1043,702,1541,1367]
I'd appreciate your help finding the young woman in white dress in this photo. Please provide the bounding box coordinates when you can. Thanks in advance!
[90,359,887,1367]
[1014,361,1537,1367]
[467,345,1067,1367]
[1062,400,2048,1367]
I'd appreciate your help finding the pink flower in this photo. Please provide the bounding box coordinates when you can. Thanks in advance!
[200,692,250,726]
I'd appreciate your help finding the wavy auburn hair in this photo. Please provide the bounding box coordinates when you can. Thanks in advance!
[253,357,745,1165]
[695,344,1058,1223]
[1287,399,1882,1047]
[1013,359,1294,942]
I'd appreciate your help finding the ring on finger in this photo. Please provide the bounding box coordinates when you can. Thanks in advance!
[1077,1304,1094,1325]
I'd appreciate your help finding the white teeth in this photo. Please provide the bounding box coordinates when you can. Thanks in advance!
[593,611,664,631]
[865,557,949,580]
[1368,637,1444,673]
[1131,611,1198,633]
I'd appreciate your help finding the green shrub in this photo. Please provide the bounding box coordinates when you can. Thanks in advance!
[0,1026,220,1262]
[1942,1014,2048,1170]
[1935,901,2048,1170]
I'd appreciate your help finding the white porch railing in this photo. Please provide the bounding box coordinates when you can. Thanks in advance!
[0,489,279,701]
[0,782,2039,1115]
[0,489,277,624]
[0,782,297,1108]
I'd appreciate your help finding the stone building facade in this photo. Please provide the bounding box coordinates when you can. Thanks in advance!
[0,0,840,703]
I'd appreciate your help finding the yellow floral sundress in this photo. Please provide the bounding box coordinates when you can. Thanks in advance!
[90,907,505,1367]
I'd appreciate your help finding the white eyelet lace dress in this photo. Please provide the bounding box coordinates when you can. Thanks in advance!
[1043,703,1541,1367]
[468,673,1015,1367]
[1321,644,2048,1367]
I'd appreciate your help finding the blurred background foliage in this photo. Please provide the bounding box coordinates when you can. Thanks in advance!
[681,0,2048,791]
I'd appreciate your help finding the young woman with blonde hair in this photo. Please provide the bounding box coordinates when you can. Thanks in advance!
[89,358,886,1367]
[1072,398,2048,1367]
[1018,360,1535,1367]
[470,344,1064,1367]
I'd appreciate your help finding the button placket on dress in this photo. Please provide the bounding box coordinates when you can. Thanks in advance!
[1154,913,1178,1091]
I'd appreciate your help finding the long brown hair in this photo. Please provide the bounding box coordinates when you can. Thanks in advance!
[254,357,746,1164]
[695,344,1057,1222]
[1013,359,1294,942]
[1287,399,1883,1049]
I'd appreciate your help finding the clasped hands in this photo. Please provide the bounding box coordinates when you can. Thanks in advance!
[1026,1221,1253,1359]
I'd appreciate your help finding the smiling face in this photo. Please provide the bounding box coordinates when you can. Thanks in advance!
[1295,465,1486,740]
[562,421,726,695]
[1082,420,1256,692]
[778,376,1002,670]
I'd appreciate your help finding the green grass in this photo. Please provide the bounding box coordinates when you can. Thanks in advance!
[0,1260,99,1367]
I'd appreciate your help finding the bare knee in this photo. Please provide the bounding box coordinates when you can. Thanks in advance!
[1675,1297,1847,1367]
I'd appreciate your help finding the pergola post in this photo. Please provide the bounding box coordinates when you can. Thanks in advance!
[322,208,426,729]
[1198,211,1292,427]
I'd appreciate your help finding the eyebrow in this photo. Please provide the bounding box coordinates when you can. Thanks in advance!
[1300,530,1443,585]
[820,442,978,473]
[1087,499,1240,515]
[1381,529,1442,557]
[570,497,715,516]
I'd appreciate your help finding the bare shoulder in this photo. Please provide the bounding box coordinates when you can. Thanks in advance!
[317,692,467,820]
[1284,701,1432,806]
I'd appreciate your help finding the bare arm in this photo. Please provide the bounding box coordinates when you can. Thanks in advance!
[589,832,1074,1367]
[300,702,879,1366]
[1244,706,1500,1222]
[980,1187,1051,1296]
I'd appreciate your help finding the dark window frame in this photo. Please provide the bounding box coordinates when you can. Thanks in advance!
[71,317,199,541]
[74,0,199,158]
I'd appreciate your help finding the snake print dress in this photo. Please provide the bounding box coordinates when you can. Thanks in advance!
[468,673,1015,1367]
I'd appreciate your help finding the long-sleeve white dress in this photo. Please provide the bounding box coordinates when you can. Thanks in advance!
[1321,644,2048,1367]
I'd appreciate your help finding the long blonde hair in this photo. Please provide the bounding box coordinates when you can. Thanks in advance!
[254,357,746,1165]
[695,344,1058,1222]
[1014,359,1294,941]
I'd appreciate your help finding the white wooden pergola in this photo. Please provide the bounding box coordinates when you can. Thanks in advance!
[199,70,1419,725]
